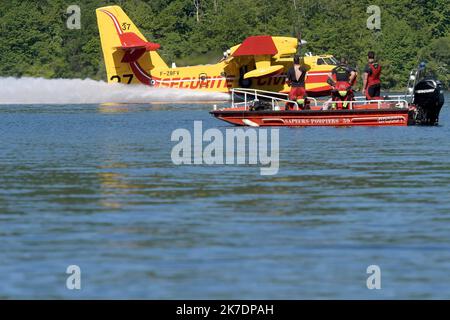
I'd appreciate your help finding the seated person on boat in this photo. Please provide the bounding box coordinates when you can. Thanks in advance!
[327,58,357,109]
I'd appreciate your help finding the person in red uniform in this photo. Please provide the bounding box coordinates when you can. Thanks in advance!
[362,51,382,100]
[286,55,308,110]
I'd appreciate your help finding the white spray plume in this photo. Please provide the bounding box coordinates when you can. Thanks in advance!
[0,77,230,104]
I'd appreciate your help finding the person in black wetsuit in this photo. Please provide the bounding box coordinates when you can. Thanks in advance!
[328,57,357,85]
[285,55,308,110]
[327,58,357,109]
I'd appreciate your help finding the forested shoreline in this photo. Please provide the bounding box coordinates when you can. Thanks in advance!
[0,0,448,89]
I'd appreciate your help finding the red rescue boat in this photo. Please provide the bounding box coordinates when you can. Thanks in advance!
[211,76,444,127]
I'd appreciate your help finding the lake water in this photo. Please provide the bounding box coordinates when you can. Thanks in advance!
[0,93,449,299]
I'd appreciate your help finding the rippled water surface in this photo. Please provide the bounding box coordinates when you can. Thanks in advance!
[0,94,449,299]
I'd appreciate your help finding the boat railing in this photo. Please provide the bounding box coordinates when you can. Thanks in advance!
[228,88,408,111]
[354,94,412,101]
[328,97,410,110]
[231,88,318,111]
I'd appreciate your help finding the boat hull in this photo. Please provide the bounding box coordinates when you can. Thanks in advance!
[210,109,413,127]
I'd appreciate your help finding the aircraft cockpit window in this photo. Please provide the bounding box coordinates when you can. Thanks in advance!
[317,58,325,65]
[317,58,337,65]
[329,57,338,65]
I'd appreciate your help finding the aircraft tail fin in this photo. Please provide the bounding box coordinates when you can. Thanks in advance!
[96,5,168,84]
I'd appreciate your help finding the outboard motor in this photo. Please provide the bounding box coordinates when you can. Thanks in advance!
[413,78,445,125]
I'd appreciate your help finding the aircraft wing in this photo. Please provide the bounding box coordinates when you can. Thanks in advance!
[232,35,278,56]
[231,35,285,79]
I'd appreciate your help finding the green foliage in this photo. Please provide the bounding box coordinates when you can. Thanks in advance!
[0,0,448,89]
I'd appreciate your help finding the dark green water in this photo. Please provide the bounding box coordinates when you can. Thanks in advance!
[0,95,449,299]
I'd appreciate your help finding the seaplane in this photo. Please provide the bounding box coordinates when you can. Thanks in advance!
[96,5,336,97]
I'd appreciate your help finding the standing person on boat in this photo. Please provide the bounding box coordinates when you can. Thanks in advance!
[286,55,308,110]
[362,51,382,100]
[348,62,358,87]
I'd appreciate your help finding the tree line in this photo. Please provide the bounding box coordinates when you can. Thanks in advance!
[0,0,448,89]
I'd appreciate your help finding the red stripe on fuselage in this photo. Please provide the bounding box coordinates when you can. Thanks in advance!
[130,62,153,85]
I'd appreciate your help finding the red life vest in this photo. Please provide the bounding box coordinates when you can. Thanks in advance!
[367,63,381,87]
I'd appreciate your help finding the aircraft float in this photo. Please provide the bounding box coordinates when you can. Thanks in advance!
[96,5,336,97]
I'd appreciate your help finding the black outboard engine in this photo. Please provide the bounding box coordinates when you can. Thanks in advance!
[413,78,445,125]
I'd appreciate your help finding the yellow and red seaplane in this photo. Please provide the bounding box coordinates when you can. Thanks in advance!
[96,5,337,97]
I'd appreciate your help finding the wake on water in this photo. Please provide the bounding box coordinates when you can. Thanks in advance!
[0,77,230,104]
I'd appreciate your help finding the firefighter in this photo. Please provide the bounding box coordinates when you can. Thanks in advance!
[362,51,382,100]
[329,57,357,86]
[327,58,356,109]
[286,55,308,110]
